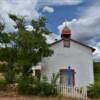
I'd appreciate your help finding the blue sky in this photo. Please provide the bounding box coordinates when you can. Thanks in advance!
[42,5,83,34]
[40,0,93,35]
[0,0,100,61]
[42,5,79,34]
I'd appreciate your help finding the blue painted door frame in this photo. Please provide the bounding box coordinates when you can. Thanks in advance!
[67,66,75,86]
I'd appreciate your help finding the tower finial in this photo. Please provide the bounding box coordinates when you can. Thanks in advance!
[61,19,71,47]
[61,19,71,37]
[65,19,67,27]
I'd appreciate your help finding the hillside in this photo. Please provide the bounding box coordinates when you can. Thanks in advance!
[87,62,100,98]
[94,62,100,81]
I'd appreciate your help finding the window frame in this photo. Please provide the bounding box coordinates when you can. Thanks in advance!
[60,69,75,86]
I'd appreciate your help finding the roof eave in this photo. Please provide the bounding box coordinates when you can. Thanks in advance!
[49,39,95,52]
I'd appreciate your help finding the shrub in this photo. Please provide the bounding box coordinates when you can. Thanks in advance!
[0,79,7,90]
[37,79,57,96]
[51,73,59,86]
[17,75,58,96]
[17,76,34,95]
[88,82,100,98]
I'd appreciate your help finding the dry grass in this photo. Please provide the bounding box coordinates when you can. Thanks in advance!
[0,73,5,80]
[0,91,17,97]
[0,90,82,100]
[0,79,93,100]
[0,96,81,100]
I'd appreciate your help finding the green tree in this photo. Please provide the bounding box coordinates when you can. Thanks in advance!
[0,23,17,83]
[14,15,53,78]
[0,15,53,83]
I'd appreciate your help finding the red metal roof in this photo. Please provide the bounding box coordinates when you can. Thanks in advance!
[50,25,95,52]
[62,26,71,35]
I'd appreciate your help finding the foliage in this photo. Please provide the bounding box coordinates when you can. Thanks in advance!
[51,73,59,86]
[0,24,17,83]
[17,76,34,95]
[0,79,7,90]
[0,15,54,96]
[17,75,58,96]
[0,63,17,84]
[88,82,100,98]
[88,62,100,98]
[37,76,58,96]
[0,15,53,84]
[93,63,100,81]
[11,15,53,78]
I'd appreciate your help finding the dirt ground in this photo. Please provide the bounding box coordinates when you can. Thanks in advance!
[0,96,81,100]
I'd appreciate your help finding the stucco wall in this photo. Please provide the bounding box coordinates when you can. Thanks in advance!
[41,40,94,87]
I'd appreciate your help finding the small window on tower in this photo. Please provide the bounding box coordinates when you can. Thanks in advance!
[63,39,70,47]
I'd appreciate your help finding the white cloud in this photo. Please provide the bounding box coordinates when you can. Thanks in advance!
[57,1,100,61]
[43,6,54,13]
[58,5,100,39]
[39,0,83,6]
[42,34,55,44]
[93,46,100,62]
[1,13,17,32]
[58,16,100,43]
[58,0,100,42]
[0,0,39,32]
[0,0,39,18]
[0,0,83,32]
[25,25,34,31]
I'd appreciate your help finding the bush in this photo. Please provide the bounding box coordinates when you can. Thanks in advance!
[17,76,58,96]
[17,76,34,95]
[0,79,7,90]
[88,63,100,99]
[37,79,57,96]
[88,82,100,98]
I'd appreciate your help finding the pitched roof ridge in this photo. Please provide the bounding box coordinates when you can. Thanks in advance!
[49,39,95,52]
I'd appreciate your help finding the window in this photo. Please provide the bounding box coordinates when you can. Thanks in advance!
[33,69,41,80]
[63,39,70,47]
[35,69,41,79]
[60,69,75,86]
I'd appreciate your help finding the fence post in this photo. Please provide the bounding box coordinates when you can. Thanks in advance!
[57,84,87,100]
[84,87,87,100]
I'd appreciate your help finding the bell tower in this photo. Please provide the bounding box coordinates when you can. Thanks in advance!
[61,22,71,47]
